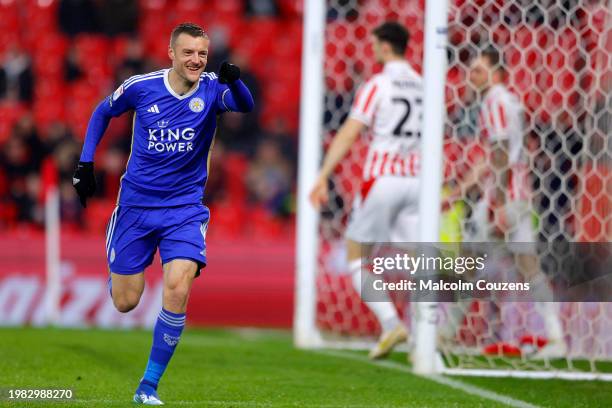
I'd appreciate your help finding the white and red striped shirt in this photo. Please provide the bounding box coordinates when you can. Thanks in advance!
[349,60,423,181]
[478,84,530,201]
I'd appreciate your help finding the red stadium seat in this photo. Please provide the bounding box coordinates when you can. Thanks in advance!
[277,0,302,18]
[0,32,21,55]
[0,2,19,35]
[110,36,129,62]
[73,35,113,80]
[139,0,169,12]
[247,207,284,239]
[175,0,206,14]
[33,33,69,59]
[85,199,116,234]
[224,153,249,203]
[208,200,246,239]
[0,102,28,144]
[211,0,243,16]
[0,202,18,230]
[33,97,66,133]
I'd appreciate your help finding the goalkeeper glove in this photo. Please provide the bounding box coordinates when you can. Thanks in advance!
[72,161,96,208]
[218,61,240,84]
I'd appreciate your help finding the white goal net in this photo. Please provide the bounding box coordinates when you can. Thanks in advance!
[295,0,611,380]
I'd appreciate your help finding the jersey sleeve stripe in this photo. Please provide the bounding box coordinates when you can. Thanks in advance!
[497,102,507,130]
[362,84,378,114]
[486,99,496,133]
[352,86,365,110]
[124,74,164,90]
[123,70,165,87]
[478,109,489,139]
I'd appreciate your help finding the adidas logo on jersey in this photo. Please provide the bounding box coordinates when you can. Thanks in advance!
[147,104,160,113]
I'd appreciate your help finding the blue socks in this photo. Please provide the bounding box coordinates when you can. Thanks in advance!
[140,308,186,391]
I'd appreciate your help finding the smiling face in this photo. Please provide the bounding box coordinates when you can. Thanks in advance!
[168,33,209,84]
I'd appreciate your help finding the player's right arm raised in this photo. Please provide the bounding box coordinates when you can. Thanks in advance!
[309,118,365,210]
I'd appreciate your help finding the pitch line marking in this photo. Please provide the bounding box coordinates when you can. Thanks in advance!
[316,349,541,408]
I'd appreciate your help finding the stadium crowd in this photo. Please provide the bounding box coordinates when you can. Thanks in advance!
[0,0,608,243]
[0,0,300,235]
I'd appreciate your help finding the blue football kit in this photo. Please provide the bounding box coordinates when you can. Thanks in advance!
[81,68,253,274]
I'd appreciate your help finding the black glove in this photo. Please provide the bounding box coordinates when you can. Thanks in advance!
[218,61,240,84]
[72,161,96,208]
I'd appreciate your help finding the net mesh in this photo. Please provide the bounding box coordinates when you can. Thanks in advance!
[314,0,611,371]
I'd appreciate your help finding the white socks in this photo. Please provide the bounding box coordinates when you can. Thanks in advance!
[531,273,564,341]
[349,259,400,332]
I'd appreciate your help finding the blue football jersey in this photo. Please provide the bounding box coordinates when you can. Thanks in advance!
[107,69,233,207]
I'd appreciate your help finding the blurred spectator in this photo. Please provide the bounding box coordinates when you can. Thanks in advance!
[231,51,262,123]
[215,51,262,154]
[0,47,34,103]
[59,178,82,226]
[45,122,77,155]
[245,0,279,17]
[59,0,99,36]
[59,0,138,37]
[2,135,37,181]
[217,112,258,155]
[95,144,127,200]
[265,117,297,162]
[51,136,82,224]
[1,136,41,223]
[95,0,139,36]
[246,138,293,216]
[116,37,146,81]
[207,27,232,76]
[50,135,80,184]
[12,115,45,170]
[64,45,84,82]
[205,140,229,206]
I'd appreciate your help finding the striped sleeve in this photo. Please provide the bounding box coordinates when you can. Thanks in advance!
[107,70,163,116]
[487,95,511,141]
[349,78,380,126]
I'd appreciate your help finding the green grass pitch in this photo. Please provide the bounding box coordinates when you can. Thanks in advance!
[0,327,610,407]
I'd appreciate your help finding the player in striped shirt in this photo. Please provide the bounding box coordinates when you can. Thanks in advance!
[73,23,254,404]
[447,47,566,359]
[310,22,422,360]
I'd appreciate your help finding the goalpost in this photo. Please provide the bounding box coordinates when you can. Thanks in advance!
[295,0,611,380]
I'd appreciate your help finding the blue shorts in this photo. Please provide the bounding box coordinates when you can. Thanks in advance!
[105,204,209,276]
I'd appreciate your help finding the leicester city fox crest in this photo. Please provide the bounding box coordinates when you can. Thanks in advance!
[163,333,180,346]
[189,97,204,113]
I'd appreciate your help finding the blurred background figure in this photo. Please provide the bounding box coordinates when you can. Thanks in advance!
[246,138,293,217]
[0,46,34,102]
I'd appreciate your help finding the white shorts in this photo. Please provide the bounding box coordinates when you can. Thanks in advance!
[345,176,420,243]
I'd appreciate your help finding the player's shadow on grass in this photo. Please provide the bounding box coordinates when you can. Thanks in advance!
[58,343,135,374]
